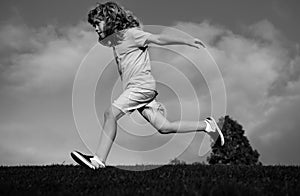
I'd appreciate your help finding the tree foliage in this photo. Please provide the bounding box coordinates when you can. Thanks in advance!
[207,116,261,165]
[169,158,186,165]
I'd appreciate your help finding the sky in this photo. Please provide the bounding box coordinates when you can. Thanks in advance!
[0,0,300,166]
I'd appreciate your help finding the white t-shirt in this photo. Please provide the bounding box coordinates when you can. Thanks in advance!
[112,27,156,90]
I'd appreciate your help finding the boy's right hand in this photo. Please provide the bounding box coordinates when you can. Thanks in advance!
[192,38,206,49]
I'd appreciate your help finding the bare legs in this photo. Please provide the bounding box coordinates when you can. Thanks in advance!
[96,106,125,163]
[96,105,208,164]
[158,120,207,134]
[138,107,207,134]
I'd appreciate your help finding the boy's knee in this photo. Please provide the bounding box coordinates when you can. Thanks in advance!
[157,122,174,134]
[157,128,169,134]
[104,107,115,120]
[104,106,124,120]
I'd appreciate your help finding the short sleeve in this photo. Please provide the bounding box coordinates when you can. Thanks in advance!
[130,28,152,47]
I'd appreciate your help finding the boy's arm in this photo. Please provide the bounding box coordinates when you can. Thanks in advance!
[146,34,206,49]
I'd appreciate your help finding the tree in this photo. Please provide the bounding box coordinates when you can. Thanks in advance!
[207,116,261,165]
[169,157,186,165]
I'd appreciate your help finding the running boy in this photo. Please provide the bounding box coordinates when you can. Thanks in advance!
[71,1,224,169]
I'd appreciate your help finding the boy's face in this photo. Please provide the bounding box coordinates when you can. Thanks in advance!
[93,19,105,39]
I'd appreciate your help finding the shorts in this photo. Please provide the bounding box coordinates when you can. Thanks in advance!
[112,87,165,115]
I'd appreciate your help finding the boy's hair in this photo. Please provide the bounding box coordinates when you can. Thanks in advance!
[88,1,141,40]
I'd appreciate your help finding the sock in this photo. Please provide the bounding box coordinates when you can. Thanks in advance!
[205,120,212,132]
[91,156,106,168]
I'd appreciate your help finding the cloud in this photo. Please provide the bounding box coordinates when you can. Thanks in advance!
[0,22,95,92]
[166,20,300,165]
[0,21,98,165]
[1,18,300,166]
[251,93,300,165]
[247,19,283,43]
[268,55,300,96]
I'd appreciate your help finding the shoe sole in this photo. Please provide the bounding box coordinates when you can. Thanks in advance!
[70,151,95,169]
[210,117,225,146]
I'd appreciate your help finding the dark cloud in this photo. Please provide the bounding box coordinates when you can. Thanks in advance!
[268,55,300,96]
[251,95,300,165]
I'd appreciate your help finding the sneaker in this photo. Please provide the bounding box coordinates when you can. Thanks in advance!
[70,151,106,169]
[205,117,225,146]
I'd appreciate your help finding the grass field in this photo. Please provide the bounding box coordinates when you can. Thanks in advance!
[0,164,299,195]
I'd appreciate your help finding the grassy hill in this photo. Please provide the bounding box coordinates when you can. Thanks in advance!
[0,164,299,195]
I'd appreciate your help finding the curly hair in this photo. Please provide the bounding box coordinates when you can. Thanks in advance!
[88,1,141,41]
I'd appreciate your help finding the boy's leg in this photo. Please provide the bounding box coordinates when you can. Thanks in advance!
[138,105,224,145]
[96,105,125,164]
[138,106,207,134]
